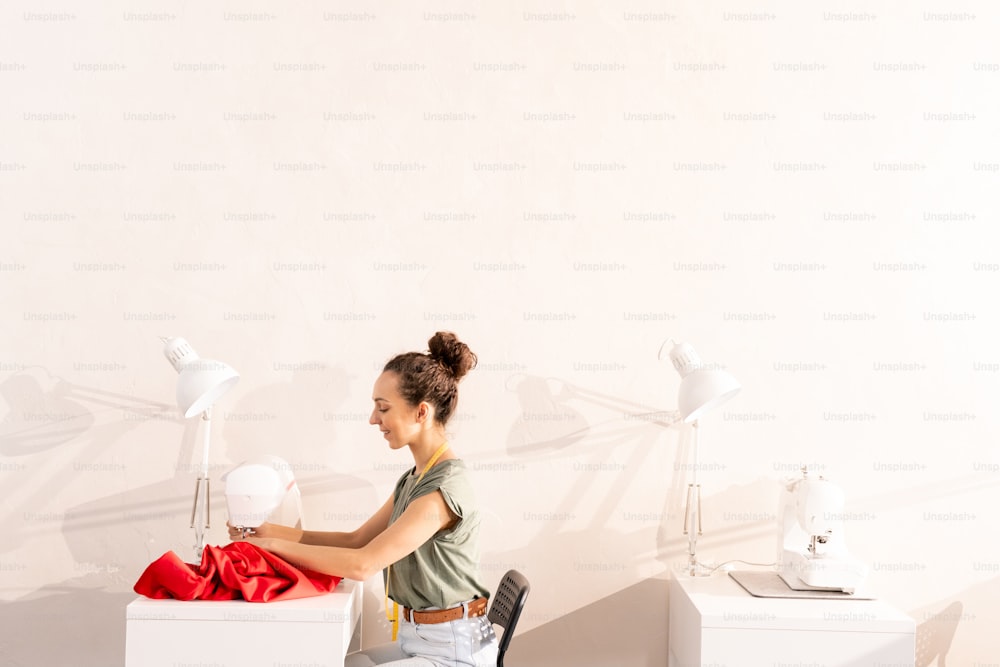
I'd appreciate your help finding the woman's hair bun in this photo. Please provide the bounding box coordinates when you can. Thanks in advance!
[428,331,477,381]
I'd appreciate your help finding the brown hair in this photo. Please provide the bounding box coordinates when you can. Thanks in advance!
[383,331,477,426]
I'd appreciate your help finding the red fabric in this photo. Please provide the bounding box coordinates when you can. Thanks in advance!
[134,541,341,602]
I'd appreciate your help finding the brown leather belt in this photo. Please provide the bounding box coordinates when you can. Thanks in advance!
[402,597,488,624]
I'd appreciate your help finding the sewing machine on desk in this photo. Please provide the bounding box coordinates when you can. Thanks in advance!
[669,468,915,666]
[126,457,363,667]
[777,467,868,595]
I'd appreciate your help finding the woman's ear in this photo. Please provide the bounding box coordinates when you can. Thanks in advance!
[416,401,432,424]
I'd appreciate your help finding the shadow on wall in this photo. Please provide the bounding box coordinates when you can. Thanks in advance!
[489,375,681,609]
[510,576,669,667]
[0,574,138,667]
[219,365,354,464]
[915,600,962,667]
[495,373,776,559]
[0,368,182,562]
[0,369,100,457]
[0,365,375,667]
[909,574,1000,666]
[0,370,184,667]
[482,375,797,666]
[54,365,357,572]
[489,375,1000,665]
[504,374,677,457]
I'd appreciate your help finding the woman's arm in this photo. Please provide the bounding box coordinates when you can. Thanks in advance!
[299,495,394,549]
[248,490,456,581]
[232,495,395,549]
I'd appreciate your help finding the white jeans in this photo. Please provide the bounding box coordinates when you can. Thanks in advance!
[345,614,498,667]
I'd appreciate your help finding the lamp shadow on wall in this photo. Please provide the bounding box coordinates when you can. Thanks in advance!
[0,364,375,667]
[503,374,677,456]
[500,374,775,557]
[491,374,1000,665]
[484,374,779,666]
[501,375,682,560]
[215,362,383,545]
[59,364,367,565]
[217,363,354,465]
[0,366,181,557]
[1,368,100,455]
[0,367,182,667]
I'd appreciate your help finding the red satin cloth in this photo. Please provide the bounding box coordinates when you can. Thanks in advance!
[134,541,341,602]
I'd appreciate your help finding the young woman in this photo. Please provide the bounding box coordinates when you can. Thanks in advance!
[229,331,497,667]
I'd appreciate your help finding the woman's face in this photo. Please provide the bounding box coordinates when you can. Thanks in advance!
[369,371,423,450]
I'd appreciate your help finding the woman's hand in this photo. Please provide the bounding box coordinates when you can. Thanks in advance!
[244,535,275,551]
[227,520,308,544]
[227,521,275,542]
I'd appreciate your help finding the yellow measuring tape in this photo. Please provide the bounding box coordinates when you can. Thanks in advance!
[386,441,449,641]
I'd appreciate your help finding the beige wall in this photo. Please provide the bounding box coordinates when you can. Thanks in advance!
[2,2,998,665]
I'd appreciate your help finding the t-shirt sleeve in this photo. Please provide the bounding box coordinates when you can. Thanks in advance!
[410,464,473,527]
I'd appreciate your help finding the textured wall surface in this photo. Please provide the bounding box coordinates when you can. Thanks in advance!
[1,2,998,666]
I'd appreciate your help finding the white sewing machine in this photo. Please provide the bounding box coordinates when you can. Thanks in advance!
[223,455,302,538]
[777,468,868,594]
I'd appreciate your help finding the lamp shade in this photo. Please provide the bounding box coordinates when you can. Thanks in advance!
[678,369,741,422]
[162,337,239,418]
[666,341,741,423]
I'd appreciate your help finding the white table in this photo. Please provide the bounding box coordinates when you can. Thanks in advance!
[125,579,362,667]
[668,571,915,667]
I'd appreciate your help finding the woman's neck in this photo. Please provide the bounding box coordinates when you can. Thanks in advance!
[409,431,451,474]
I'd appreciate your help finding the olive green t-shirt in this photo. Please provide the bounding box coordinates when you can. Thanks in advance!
[385,459,490,610]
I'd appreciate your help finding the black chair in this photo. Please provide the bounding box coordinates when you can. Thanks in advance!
[487,569,530,667]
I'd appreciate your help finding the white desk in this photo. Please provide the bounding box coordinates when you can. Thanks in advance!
[125,579,362,667]
[668,571,915,667]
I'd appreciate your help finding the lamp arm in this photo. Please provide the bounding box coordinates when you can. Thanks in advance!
[200,406,213,477]
[685,420,703,576]
[189,406,214,559]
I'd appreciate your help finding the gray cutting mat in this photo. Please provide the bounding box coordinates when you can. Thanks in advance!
[729,570,876,600]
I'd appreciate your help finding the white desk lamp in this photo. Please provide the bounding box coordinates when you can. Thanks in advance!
[659,339,741,576]
[162,336,239,559]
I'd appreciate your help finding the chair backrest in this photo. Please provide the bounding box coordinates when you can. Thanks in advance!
[487,570,530,667]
